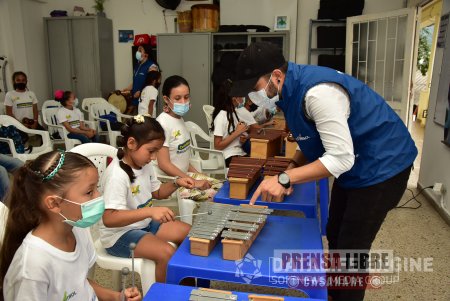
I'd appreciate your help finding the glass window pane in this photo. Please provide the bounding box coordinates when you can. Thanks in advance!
[388,17,397,39]
[385,39,395,85]
[393,60,404,102]
[358,62,367,82]
[352,42,359,76]
[369,21,377,41]
[375,62,385,96]
[353,24,359,42]
[367,41,376,85]
[396,16,407,59]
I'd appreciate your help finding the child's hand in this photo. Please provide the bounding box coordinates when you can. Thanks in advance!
[194,179,211,190]
[120,287,141,301]
[239,132,249,144]
[150,207,175,223]
[176,177,195,189]
[236,121,248,134]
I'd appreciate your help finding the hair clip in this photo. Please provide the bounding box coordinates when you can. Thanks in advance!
[134,115,145,124]
[43,151,65,181]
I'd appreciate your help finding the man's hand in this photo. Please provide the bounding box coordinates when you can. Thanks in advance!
[249,175,293,204]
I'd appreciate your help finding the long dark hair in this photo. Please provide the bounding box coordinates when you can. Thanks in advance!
[0,151,95,291]
[211,79,240,134]
[60,90,73,107]
[117,116,165,183]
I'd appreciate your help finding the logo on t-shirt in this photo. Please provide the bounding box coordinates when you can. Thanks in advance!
[172,129,181,139]
[137,198,153,209]
[177,139,190,154]
[62,290,76,301]
[131,185,140,195]
[16,102,33,109]
[66,114,72,119]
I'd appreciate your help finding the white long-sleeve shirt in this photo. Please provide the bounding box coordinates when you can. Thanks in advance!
[303,83,355,178]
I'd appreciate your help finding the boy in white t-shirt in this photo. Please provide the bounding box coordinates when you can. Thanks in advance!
[4,71,44,130]
[138,70,161,117]
[56,91,97,144]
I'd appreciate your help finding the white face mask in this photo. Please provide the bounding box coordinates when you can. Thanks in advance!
[248,74,279,113]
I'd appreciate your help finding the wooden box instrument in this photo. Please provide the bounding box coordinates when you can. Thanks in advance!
[227,157,264,199]
[249,129,283,159]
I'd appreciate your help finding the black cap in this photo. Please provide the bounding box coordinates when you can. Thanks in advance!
[230,42,286,97]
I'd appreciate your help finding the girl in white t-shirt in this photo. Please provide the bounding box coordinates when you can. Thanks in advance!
[155,75,223,201]
[138,70,161,117]
[0,151,141,301]
[211,79,261,166]
[100,115,194,283]
[56,91,97,144]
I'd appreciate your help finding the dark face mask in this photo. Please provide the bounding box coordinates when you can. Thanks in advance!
[13,83,27,90]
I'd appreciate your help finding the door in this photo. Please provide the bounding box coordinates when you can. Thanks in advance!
[346,8,417,124]
[46,19,74,94]
[71,18,99,100]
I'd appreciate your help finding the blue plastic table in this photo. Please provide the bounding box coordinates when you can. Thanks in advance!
[166,215,327,300]
[214,180,317,218]
[144,283,325,301]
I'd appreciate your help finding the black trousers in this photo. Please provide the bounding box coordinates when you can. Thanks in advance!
[326,166,412,301]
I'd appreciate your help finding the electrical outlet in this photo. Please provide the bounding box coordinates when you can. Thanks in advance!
[433,183,445,194]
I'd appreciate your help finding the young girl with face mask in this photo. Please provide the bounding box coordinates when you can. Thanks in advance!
[4,71,44,131]
[0,151,141,301]
[154,75,223,201]
[138,70,161,117]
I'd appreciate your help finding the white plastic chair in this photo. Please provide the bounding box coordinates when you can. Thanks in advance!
[185,121,227,178]
[203,105,214,130]
[0,115,53,162]
[89,102,133,147]
[81,97,109,121]
[69,143,157,294]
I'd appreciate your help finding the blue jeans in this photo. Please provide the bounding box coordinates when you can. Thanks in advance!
[67,133,98,144]
[0,154,23,202]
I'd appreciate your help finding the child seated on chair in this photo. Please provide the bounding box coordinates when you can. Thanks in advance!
[211,79,260,167]
[56,90,98,144]
[0,151,141,300]
[154,75,223,201]
[99,115,193,283]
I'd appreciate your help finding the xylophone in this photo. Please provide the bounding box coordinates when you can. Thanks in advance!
[227,157,265,199]
[188,202,273,260]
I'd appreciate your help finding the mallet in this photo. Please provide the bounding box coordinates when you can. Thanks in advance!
[129,243,136,289]
[175,209,213,219]
[121,267,130,301]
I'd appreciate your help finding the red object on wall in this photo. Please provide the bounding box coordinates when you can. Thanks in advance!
[133,34,150,46]
[150,35,157,47]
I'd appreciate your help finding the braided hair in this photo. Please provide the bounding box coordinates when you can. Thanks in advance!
[0,151,95,289]
[211,79,240,134]
[117,116,165,183]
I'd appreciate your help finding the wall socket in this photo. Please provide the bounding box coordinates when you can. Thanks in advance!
[433,183,445,195]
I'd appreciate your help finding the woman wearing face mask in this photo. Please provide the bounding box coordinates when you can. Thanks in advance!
[154,75,223,201]
[122,44,159,114]
[4,71,44,131]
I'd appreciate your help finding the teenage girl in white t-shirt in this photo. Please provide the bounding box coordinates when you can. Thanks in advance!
[100,116,194,283]
[211,79,263,166]
[155,75,223,200]
[0,151,141,301]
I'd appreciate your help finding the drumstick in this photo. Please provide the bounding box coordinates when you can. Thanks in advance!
[129,243,136,289]
[121,267,130,301]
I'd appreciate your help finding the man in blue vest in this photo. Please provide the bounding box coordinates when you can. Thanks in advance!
[230,42,417,301]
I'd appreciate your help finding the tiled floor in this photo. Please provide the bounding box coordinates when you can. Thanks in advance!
[93,120,450,300]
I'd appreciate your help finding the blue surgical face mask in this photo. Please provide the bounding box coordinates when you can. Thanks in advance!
[57,196,105,228]
[135,51,142,61]
[236,97,246,109]
[169,98,190,116]
[248,74,279,113]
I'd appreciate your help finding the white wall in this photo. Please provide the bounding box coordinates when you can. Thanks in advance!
[418,0,450,219]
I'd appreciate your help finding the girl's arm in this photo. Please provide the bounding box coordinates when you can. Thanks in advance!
[214,122,248,150]
[79,121,91,131]
[148,99,156,116]
[102,206,175,227]
[153,177,195,199]
[156,146,188,178]
[89,279,141,301]
[5,105,14,118]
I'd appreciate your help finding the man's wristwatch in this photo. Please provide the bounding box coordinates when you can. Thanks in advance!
[278,172,291,189]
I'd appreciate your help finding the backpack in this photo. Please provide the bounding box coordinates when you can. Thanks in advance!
[0,125,26,154]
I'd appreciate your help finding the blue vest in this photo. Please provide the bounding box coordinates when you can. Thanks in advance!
[277,63,417,188]
[132,59,154,105]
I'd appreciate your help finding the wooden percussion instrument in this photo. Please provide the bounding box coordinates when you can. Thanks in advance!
[227,157,265,199]
[188,203,273,260]
[191,4,219,32]
[249,128,283,159]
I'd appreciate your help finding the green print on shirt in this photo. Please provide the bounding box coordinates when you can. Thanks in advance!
[177,139,190,154]
[62,291,76,301]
